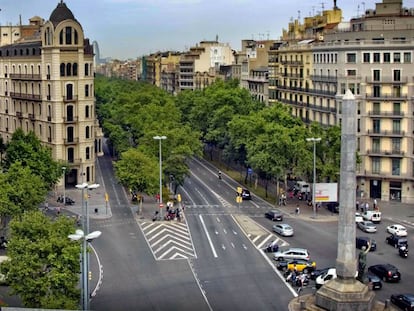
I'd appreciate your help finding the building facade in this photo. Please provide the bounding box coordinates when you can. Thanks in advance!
[0,1,104,188]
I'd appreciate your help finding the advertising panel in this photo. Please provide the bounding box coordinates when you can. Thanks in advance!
[315,183,338,202]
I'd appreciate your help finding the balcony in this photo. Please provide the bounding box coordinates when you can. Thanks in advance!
[63,95,78,102]
[63,116,78,123]
[366,129,405,137]
[365,94,408,101]
[16,111,23,119]
[365,77,408,84]
[366,149,404,157]
[310,75,338,83]
[64,138,79,145]
[368,110,404,118]
[28,113,35,121]
[10,92,42,101]
[9,73,41,81]
[358,170,414,181]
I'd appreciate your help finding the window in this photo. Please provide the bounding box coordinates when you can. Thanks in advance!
[373,53,380,63]
[85,126,90,139]
[65,27,72,44]
[383,52,391,63]
[85,106,90,118]
[66,63,72,76]
[392,138,401,153]
[393,69,401,81]
[67,126,74,142]
[373,85,381,97]
[85,85,89,97]
[68,147,74,163]
[373,119,380,133]
[392,159,400,175]
[393,102,401,114]
[347,69,356,76]
[73,63,78,76]
[346,53,356,63]
[372,138,380,153]
[86,147,90,160]
[60,63,65,76]
[372,158,381,174]
[363,53,370,63]
[85,63,89,76]
[403,52,411,63]
[392,120,401,134]
[373,70,380,81]
[393,53,401,63]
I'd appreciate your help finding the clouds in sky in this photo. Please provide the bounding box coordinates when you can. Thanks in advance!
[1,0,414,59]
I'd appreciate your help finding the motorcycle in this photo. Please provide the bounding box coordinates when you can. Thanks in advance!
[263,241,279,253]
[398,245,408,258]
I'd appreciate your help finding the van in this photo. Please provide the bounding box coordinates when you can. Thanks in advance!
[362,211,382,223]
[294,181,311,194]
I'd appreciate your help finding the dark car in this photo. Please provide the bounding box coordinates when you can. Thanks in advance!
[310,267,334,280]
[368,264,401,282]
[386,235,408,248]
[240,189,252,200]
[391,293,414,311]
[326,202,339,213]
[356,237,377,251]
[366,273,382,290]
[265,210,283,221]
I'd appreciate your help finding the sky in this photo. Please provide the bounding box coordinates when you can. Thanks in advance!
[1,0,414,60]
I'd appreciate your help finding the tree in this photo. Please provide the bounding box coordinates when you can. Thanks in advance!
[2,211,80,309]
[4,129,62,187]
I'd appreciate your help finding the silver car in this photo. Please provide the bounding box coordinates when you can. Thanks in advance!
[272,223,294,237]
[357,220,377,233]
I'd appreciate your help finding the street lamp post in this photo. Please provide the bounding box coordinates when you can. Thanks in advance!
[68,229,101,311]
[306,137,321,219]
[75,182,100,310]
[62,167,66,205]
[153,135,167,219]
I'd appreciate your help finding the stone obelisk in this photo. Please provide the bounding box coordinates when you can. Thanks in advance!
[315,90,375,310]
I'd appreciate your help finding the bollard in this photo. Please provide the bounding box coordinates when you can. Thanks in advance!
[299,300,306,310]
[384,299,390,309]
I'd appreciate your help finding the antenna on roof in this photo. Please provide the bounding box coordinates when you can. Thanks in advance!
[362,2,366,14]
[298,10,301,20]
[321,2,325,12]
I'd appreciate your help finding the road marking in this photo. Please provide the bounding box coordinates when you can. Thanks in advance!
[252,235,261,243]
[231,242,235,248]
[199,215,218,258]
[242,244,247,250]
[257,234,274,249]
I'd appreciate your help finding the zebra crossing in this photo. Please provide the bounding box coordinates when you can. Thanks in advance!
[138,220,196,260]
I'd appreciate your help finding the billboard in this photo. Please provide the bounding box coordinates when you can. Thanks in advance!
[315,183,338,202]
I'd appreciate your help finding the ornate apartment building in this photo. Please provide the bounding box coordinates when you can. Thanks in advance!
[0,1,104,187]
[271,0,414,203]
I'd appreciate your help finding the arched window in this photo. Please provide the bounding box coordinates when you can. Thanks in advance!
[85,85,89,97]
[65,27,72,44]
[74,30,78,44]
[67,147,74,163]
[85,105,90,118]
[59,30,64,45]
[85,126,90,139]
[85,63,89,76]
[67,126,74,142]
[73,63,78,76]
[60,63,65,76]
[66,63,72,76]
[86,147,90,160]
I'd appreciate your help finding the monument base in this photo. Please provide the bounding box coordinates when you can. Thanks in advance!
[314,278,375,310]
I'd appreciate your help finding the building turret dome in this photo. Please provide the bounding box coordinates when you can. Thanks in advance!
[49,1,77,26]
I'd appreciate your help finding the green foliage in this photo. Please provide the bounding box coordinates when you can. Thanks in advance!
[0,162,48,217]
[4,129,62,187]
[2,211,80,309]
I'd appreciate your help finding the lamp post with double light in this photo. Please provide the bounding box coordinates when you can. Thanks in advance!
[68,229,101,311]
[75,182,100,310]
[306,137,321,219]
[153,135,167,218]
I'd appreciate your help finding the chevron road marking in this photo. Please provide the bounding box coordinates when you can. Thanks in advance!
[150,234,193,248]
[148,228,190,242]
[158,246,195,260]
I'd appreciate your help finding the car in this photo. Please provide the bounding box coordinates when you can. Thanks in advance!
[315,268,358,289]
[273,247,310,261]
[362,211,382,223]
[368,264,401,282]
[276,259,316,273]
[386,235,408,248]
[265,210,283,221]
[239,189,252,200]
[387,224,408,237]
[356,237,377,251]
[326,202,339,213]
[365,272,382,290]
[272,223,294,237]
[310,267,334,280]
[355,212,363,223]
[390,293,414,311]
[357,220,377,233]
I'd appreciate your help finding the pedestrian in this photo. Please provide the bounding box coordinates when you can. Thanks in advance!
[356,200,359,211]
[373,199,377,210]
[365,202,369,211]
[295,206,300,215]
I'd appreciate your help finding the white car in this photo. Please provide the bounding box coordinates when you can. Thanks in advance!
[386,224,407,237]
[272,223,294,237]
[273,248,310,261]
[355,212,363,223]
[357,221,377,233]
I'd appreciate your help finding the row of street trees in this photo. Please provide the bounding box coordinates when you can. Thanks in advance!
[95,76,341,198]
[0,129,80,309]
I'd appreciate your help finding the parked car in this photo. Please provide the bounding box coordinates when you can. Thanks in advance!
[315,268,358,289]
[273,248,310,261]
[386,235,408,248]
[239,189,252,200]
[356,237,377,251]
[272,224,294,237]
[310,267,334,280]
[326,202,339,213]
[387,224,408,237]
[390,293,414,311]
[287,259,316,273]
[265,210,283,221]
[362,211,381,223]
[365,272,382,290]
[368,263,401,282]
[355,212,363,223]
[357,220,377,233]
